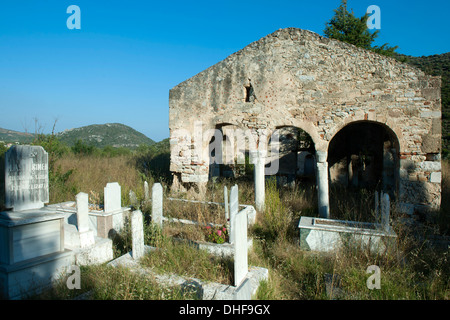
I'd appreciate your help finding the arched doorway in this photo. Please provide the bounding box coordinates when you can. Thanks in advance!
[267,126,316,188]
[327,121,400,220]
[207,123,258,180]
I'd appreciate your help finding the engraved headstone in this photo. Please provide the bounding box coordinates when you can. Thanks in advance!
[5,145,49,211]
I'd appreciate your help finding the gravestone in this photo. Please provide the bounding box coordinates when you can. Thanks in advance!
[374,191,380,217]
[103,182,124,233]
[381,193,390,232]
[131,210,144,260]
[76,192,90,233]
[253,151,265,212]
[231,185,249,287]
[224,186,229,223]
[129,190,138,208]
[76,192,95,248]
[152,183,163,228]
[0,145,73,299]
[229,184,238,244]
[4,145,49,211]
[104,182,121,213]
[144,181,149,201]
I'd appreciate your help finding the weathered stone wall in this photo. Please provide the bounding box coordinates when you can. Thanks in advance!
[169,28,441,213]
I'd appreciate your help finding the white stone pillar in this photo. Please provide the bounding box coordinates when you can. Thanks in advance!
[76,192,95,248]
[144,181,149,201]
[233,193,248,287]
[229,184,239,244]
[253,151,266,212]
[224,185,229,222]
[131,210,145,260]
[316,151,330,219]
[152,183,163,228]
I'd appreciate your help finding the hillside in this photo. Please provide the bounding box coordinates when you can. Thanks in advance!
[56,123,156,148]
[0,128,34,144]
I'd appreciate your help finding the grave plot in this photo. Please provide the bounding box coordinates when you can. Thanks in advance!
[47,182,131,239]
[148,183,256,256]
[162,199,229,243]
[109,184,268,300]
[0,146,74,299]
[298,191,397,253]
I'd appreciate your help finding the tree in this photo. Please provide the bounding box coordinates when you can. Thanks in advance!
[324,0,397,56]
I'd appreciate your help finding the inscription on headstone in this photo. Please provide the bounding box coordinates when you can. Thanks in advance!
[5,145,49,211]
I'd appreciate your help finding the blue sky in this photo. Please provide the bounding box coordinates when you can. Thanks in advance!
[0,0,449,142]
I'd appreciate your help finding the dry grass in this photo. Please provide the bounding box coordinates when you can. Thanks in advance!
[34,264,192,300]
[140,239,234,286]
[51,153,146,205]
[163,200,227,226]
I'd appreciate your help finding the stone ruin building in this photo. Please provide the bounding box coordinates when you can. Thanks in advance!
[169,28,442,219]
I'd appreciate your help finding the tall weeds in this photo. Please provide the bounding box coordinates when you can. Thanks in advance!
[52,153,145,206]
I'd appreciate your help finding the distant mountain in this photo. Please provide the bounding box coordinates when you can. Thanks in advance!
[0,128,34,144]
[55,123,156,148]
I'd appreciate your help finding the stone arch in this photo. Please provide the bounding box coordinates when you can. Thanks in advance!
[325,116,405,153]
[270,118,325,152]
[206,122,260,179]
[327,120,400,199]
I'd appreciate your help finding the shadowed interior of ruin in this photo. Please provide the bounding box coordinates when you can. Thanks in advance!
[328,121,399,195]
[327,121,400,221]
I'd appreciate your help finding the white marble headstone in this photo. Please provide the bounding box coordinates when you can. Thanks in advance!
[76,192,95,248]
[224,185,229,222]
[152,183,163,228]
[131,210,145,260]
[5,145,49,211]
[229,184,238,244]
[104,182,121,213]
[232,185,248,287]
[76,192,90,233]
[144,181,149,201]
